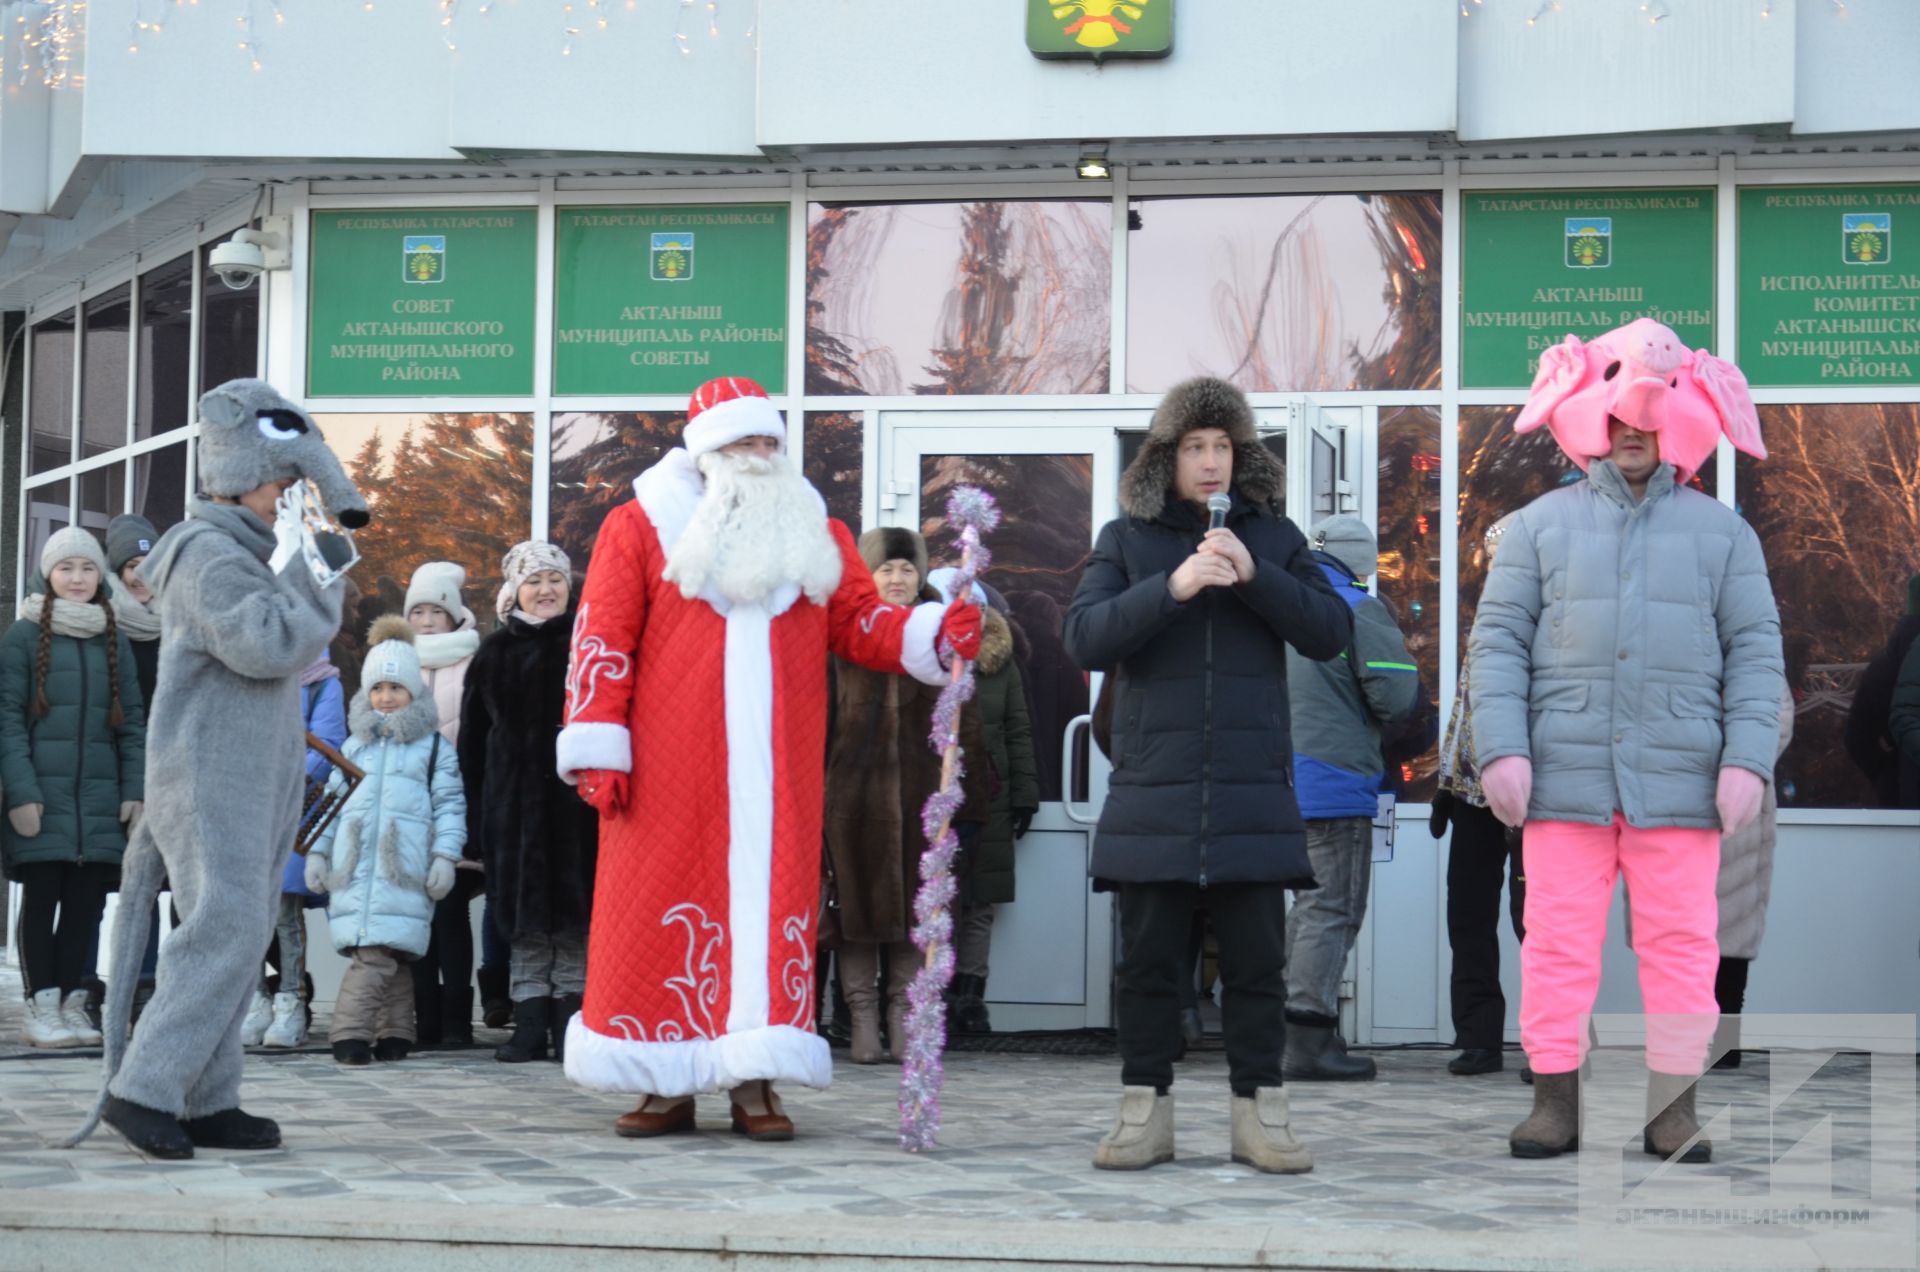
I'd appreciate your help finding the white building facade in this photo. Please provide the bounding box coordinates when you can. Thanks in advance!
[1,0,1915,1041]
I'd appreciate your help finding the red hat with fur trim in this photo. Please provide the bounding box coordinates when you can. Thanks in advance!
[684,376,786,457]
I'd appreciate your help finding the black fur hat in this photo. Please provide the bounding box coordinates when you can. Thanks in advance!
[1118,376,1283,521]
[856,526,928,583]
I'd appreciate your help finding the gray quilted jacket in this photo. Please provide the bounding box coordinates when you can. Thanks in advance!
[1469,461,1785,829]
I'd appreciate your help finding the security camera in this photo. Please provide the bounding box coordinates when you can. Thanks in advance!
[208,219,291,291]
[209,238,266,290]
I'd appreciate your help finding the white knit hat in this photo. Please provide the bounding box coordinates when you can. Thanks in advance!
[405,560,473,629]
[683,376,786,458]
[361,614,424,699]
[40,526,110,582]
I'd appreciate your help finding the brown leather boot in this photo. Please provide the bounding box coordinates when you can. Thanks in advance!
[839,943,884,1064]
[729,1081,794,1141]
[886,941,922,1063]
[1644,1071,1712,1162]
[1510,1068,1580,1158]
[614,1095,695,1139]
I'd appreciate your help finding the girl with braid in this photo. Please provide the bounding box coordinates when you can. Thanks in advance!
[0,527,147,1047]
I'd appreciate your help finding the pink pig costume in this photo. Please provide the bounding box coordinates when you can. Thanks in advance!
[1467,318,1784,1161]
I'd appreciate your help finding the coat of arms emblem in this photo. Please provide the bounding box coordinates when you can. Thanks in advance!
[404,235,446,284]
[1842,212,1890,264]
[1565,218,1611,269]
[650,232,694,282]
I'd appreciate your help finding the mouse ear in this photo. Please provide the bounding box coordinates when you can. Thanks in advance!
[197,382,247,430]
[1691,351,1766,460]
[1516,336,1587,435]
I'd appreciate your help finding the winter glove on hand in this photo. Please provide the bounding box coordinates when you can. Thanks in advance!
[1481,756,1533,829]
[119,800,143,827]
[7,804,42,838]
[1013,808,1037,839]
[1428,789,1455,840]
[577,769,629,817]
[426,856,456,902]
[939,600,983,665]
[1716,767,1766,836]
[303,853,330,894]
[267,484,304,576]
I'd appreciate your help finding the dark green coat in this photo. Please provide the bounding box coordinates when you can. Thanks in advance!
[969,608,1039,905]
[0,615,146,875]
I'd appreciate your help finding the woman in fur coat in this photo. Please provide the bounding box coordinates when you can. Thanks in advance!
[459,542,598,1064]
[823,528,990,1064]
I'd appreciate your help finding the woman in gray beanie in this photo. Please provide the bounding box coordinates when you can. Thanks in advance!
[106,514,163,708]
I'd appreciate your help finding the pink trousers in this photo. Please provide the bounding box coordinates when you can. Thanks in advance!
[1520,813,1720,1076]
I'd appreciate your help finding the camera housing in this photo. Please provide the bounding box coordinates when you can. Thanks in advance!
[208,218,291,291]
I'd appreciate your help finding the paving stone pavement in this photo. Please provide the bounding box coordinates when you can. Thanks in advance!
[1,964,1913,1270]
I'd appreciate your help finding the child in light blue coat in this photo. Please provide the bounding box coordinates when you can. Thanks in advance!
[305,616,465,1065]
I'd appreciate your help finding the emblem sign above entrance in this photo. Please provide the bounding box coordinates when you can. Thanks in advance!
[1027,0,1173,61]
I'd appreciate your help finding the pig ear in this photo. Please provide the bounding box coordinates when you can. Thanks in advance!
[1516,336,1588,435]
[1690,352,1767,460]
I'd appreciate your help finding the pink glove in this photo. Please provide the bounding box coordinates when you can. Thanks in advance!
[1715,767,1765,836]
[1481,756,1533,829]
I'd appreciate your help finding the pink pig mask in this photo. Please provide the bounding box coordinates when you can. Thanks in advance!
[1515,317,1766,483]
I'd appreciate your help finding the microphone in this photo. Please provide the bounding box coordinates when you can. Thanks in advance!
[1206,492,1231,532]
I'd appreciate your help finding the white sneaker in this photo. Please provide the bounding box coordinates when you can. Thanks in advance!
[261,990,307,1048]
[59,990,102,1046]
[20,989,79,1048]
[240,989,274,1046]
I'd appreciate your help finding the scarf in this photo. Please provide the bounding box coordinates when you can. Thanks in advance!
[417,627,480,670]
[17,594,110,639]
[108,579,162,642]
[300,655,340,687]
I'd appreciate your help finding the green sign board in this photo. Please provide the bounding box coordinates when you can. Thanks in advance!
[1027,0,1172,61]
[308,208,536,396]
[1738,184,1920,386]
[553,204,789,395]
[1461,189,1716,388]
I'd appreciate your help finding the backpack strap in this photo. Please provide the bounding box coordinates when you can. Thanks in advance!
[427,731,441,793]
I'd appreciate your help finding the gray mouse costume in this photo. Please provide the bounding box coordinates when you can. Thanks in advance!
[65,379,368,1158]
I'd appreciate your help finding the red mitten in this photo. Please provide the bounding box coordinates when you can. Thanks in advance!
[577,769,629,817]
[939,600,983,663]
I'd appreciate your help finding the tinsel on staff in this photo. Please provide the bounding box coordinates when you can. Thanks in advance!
[898,485,1001,1153]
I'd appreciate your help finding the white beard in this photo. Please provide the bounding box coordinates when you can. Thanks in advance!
[663,451,843,608]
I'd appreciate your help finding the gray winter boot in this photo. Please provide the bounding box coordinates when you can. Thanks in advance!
[1644,1071,1712,1163]
[1230,1087,1313,1174]
[1092,1086,1174,1171]
[1509,1068,1580,1158]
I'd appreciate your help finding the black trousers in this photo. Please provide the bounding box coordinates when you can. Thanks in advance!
[15,862,117,996]
[1444,800,1526,1051]
[1116,880,1287,1097]
[411,892,476,1000]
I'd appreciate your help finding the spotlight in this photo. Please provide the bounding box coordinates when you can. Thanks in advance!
[1075,152,1111,180]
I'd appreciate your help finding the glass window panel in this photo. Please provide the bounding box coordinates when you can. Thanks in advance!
[24,481,70,585]
[1738,404,1920,810]
[133,442,189,534]
[549,412,687,567]
[1377,407,1442,801]
[802,411,864,531]
[28,310,76,476]
[200,229,260,392]
[77,463,126,547]
[920,454,1093,802]
[806,201,1111,396]
[137,253,195,441]
[316,413,535,695]
[1126,193,1441,394]
[79,285,131,459]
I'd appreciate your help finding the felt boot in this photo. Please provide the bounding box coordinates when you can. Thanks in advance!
[1510,1069,1580,1158]
[1092,1086,1174,1171]
[182,1108,281,1150]
[494,996,550,1063]
[1644,1071,1712,1163]
[1229,1087,1313,1174]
